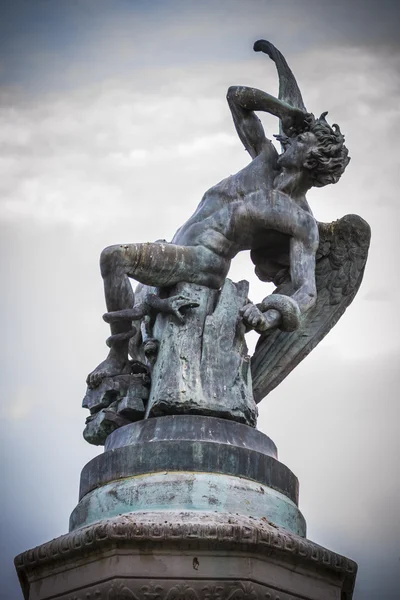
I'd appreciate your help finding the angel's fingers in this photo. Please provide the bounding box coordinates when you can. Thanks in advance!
[239,305,249,315]
[245,306,257,318]
[251,308,262,321]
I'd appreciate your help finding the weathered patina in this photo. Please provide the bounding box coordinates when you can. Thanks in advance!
[82,40,370,442]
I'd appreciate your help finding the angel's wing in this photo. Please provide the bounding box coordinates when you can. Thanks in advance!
[254,39,307,142]
[254,40,306,111]
[251,214,371,404]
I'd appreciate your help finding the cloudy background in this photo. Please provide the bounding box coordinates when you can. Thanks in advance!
[1,1,399,598]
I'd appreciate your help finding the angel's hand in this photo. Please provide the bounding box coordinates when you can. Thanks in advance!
[241,303,282,333]
[160,294,200,323]
[282,109,312,137]
[240,303,268,332]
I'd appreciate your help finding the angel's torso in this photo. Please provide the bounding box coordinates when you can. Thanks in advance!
[172,152,316,260]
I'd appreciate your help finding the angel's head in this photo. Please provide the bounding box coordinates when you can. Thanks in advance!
[302,112,350,187]
[277,112,350,188]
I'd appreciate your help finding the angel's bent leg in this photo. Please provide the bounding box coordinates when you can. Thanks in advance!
[87,242,229,388]
[100,242,229,298]
[100,248,135,339]
[86,249,136,388]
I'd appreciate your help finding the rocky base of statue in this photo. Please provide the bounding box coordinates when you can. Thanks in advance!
[147,280,257,426]
[82,371,149,445]
[15,511,357,600]
[82,279,258,446]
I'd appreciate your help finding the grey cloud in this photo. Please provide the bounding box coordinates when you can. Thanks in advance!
[1,0,400,93]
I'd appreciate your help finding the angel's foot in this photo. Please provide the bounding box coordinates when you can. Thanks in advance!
[86,353,128,389]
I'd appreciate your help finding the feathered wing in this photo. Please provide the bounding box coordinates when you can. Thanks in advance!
[255,40,306,111]
[254,39,307,141]
[251,215,371,404]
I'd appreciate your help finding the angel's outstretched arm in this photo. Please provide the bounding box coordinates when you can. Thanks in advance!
[241,231,318,333]
[289,237,317,314]
[251,215,371,402]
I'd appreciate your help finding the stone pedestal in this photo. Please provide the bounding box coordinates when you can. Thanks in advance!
[70,416,305,537]
[15,416,357,598]
[15,512,357,600]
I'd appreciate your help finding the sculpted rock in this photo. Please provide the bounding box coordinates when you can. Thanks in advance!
[83,371,149,445]
[147,279,257,427]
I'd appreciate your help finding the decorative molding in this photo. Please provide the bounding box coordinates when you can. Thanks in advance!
[65,581,303,600]
[15,512,356,583]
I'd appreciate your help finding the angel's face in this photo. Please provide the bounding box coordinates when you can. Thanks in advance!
[278,132,317,171]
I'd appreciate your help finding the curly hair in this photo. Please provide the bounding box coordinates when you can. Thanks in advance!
[304,112,350,188]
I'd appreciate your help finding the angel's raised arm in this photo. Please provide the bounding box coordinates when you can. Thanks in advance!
[227,86,308,158]
[253,39,312,143]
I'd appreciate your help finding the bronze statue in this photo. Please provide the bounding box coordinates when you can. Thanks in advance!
[83,40,370,444]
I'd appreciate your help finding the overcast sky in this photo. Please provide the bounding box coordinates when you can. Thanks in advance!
[1,1,400,598]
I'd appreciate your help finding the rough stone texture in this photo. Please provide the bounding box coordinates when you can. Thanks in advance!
[82,372,150,445]
[15,511,357,600]
[147,280,257,427]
